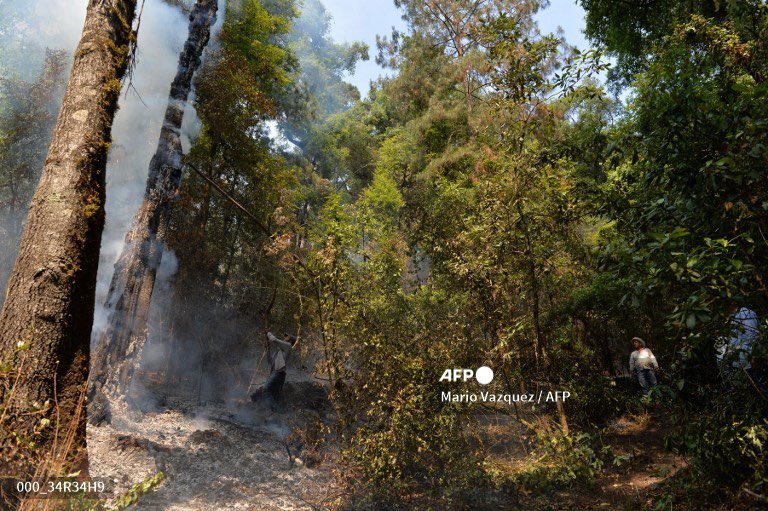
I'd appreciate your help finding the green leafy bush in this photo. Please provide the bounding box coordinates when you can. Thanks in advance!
[512,430,604,492]
[671,395,768,492]
[345,384,488,508]
[565,370,638,428]
[108,472,165,511]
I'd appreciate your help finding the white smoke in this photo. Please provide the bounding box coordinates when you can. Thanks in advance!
[0,0,211,317]
[91,0,190,339]
[0,0,87,64]
[0,0,88,297]
[92,0,227,341]
[30,0,89,51]
[2,0,237,407]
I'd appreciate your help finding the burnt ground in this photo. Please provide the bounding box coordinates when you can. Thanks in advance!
[87,380,340,510]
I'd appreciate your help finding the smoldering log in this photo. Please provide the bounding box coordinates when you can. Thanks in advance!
[90,0,219,425]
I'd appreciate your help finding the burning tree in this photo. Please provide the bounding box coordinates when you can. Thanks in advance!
[89,0,219,424]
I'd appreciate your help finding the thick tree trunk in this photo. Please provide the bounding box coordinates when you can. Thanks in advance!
[89,0,218,423]
[0,0,138,474]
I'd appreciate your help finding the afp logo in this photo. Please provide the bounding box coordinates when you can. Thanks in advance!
[439,366,494,385]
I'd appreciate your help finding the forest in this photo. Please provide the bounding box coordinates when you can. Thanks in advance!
[0,0,767,509]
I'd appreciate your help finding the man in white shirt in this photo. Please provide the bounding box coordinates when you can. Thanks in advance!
[251,332,296,409]
[629,337,659,395]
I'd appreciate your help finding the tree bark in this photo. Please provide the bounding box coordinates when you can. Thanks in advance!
[89,0,218,423]
[0,0,139,474]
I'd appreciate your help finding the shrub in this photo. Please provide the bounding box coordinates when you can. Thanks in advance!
[565,371,638,428]
[512,429,604,492]
[345,382,489,509]
[670,393,768,492]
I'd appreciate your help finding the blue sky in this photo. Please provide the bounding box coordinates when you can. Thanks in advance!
[320,0,592,97]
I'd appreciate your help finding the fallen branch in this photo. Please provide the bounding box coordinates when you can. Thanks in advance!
[742,487,768,503]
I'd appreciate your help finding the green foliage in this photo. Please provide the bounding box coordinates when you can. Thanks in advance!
[133,0,768,507]
[224,0,295,94]
[108,472,166,511]
[163,0,306,393]
[582,1,768,494]
[337,283,491,506]
[580,0,729,84]
[304,102,378,191]
[350,382,487,505]
[286,0,368,119]
[278,0,369,156]
[156,0,768,506]
[283,181,489,506]
[265,1,634,506]
[670,395,768,491]
[512,431,604,492]
[357,169,404,238]
[563,369,635,428]
[596,8,768,369]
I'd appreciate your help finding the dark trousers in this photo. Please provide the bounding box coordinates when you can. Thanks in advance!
[264,369,287,405]
[637,369,657,395]
[251,370,286,408]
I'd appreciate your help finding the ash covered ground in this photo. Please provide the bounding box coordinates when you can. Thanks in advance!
[88,377,337,511]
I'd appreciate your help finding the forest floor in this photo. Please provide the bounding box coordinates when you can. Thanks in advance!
[88,388,764,511]
[499,410,765,511]
[88,379,340,510]
[505,411,690,511]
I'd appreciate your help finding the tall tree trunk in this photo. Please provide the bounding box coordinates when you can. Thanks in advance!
[0,0,139,475]
[219,216,241,299]
[89,0,218,424]
[518,202,569,436]
[196,141,220,246]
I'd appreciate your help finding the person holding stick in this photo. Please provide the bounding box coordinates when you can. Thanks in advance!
[251,332,297,409]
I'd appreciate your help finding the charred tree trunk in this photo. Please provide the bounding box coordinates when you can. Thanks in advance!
[0,0,139,474]
[89,0,218,423]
